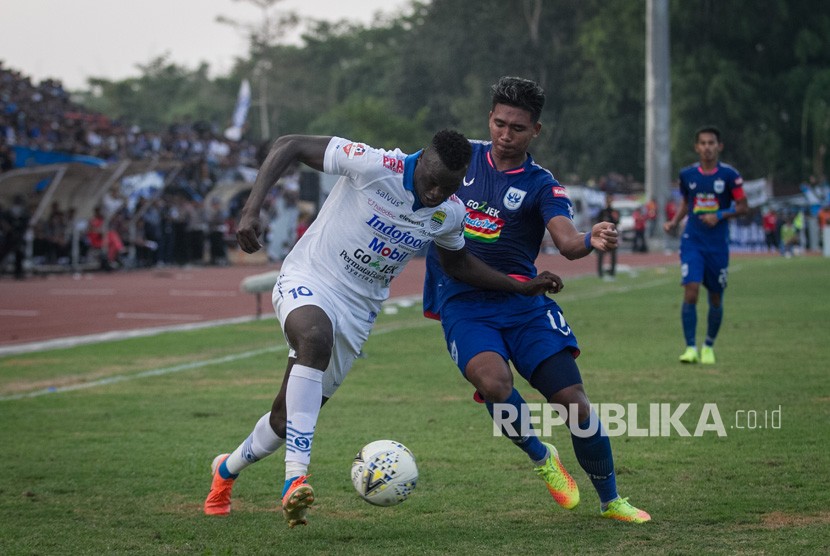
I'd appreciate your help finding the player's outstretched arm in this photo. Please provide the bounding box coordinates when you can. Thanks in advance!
[237,135,331,253]
[547,215,618,260]
[436,246,563,295]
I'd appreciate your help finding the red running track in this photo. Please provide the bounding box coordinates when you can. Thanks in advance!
[0,250,679,352]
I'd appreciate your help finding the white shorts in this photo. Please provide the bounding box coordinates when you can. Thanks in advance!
[272,271,380,398]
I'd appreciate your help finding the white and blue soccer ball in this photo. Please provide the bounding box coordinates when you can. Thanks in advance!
[351,439,418,506]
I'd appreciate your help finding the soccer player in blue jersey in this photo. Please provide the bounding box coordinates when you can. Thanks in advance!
[664,126,748,364]
[423,76,650,523]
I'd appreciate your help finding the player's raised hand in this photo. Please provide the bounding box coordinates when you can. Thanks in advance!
[236,215,264,253]
[591,221,619,252]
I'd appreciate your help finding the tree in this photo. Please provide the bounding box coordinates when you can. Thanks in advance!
[802,70,830,180]
[307,94,430,151]
[75,0,828,190]
[82,56,234,132]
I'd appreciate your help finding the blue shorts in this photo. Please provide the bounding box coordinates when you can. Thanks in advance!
[439,292,580,380]
[679,242,729,293]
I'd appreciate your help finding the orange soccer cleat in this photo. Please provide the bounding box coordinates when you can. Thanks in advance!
[281,475,315,528]
[204,454,235,516]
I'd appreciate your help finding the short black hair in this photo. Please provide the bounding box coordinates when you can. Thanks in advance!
[695,126,721,143]
[432,129,472,171]
[491,76,546,122]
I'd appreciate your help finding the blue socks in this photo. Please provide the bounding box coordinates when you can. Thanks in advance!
[282,477,298,497]
[570,413,617,504]
[218,459,239,480]
[706,294,723,346]
[682,297,724,348]
[681,302,697,347]
[486,388,548,463]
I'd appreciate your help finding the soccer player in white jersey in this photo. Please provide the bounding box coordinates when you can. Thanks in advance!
[204,129,563,527]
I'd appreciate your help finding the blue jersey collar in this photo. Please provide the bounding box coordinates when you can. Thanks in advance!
[404,149,424,211]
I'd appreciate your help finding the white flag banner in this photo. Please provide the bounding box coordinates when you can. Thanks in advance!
[224,79,251,141]
[741,178,769,208]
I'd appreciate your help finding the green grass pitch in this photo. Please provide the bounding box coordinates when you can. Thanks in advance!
[1,256,828,554]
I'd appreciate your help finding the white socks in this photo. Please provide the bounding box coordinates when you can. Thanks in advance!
[284,365,324,480]
[220,365,324,481]
[225,412,285,475]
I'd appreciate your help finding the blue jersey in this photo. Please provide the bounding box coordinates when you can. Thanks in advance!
[678,162,744,249]
[423,141,573,317]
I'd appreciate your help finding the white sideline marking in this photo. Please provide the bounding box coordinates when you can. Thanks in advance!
[0,273,676,359]
[0,313,432,401]
[0,309,40,317]
[0,315,261,356]
[0,346,285,401]
[0,272,692,401]
[116,312,203,321]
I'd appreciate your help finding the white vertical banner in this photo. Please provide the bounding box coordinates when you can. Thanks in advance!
[741,178,769,208]
[224,79,251,141]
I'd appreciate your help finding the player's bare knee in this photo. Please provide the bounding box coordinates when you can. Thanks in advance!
[465,353,512,401]
[291,327,332,367]
[574,399,591,423]
[684,284,700,304]
[476,374,513,402]
[465,365,511,402]
[551,392,590,422]
[549,384,591,422]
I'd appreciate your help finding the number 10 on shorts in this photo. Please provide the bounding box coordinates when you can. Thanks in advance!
[288,286,313,299]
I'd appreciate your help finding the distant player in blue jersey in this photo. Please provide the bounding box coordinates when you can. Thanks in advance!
[423,76,650,523]
[664,126,748,364]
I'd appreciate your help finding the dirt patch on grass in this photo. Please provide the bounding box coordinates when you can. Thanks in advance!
[760,511,830,529]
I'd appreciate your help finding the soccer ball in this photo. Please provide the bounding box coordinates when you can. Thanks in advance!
[351,440,418,506]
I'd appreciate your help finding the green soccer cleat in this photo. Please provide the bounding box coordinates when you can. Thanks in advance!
[601,497,651,523]
[534,442,579,510]
[700,346,716,364]
[679,346,699,364]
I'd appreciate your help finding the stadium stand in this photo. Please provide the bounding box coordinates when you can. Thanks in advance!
[0,61,277,276]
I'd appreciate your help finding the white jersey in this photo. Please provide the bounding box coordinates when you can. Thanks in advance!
[279,136,467,303]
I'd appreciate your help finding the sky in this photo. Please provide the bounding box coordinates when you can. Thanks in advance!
[0,0,412,90]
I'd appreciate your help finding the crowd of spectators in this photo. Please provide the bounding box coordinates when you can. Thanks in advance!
[0,61,293,278]
[0,61,260,186]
